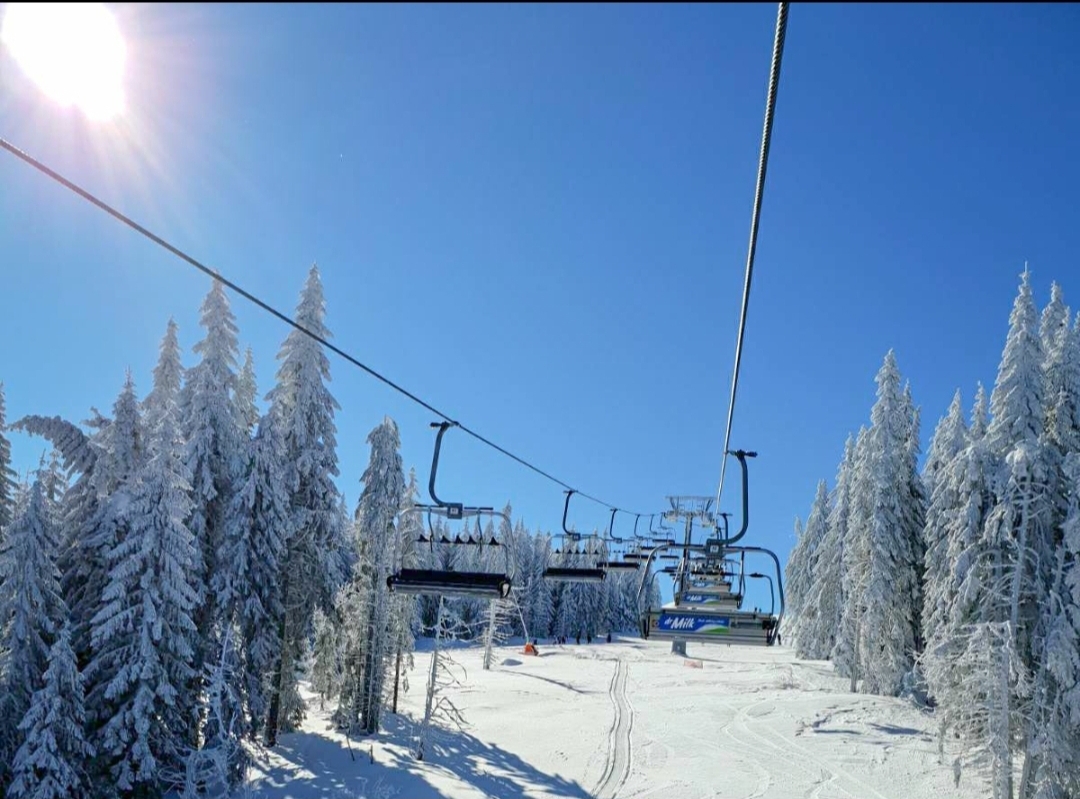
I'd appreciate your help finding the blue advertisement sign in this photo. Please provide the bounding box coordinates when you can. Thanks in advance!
[679,593,734,605]
[656,613,731,635]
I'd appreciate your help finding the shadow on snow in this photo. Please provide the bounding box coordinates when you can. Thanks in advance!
[246,709,591,799]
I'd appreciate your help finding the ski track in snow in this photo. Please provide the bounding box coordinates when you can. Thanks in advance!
[594,658,634,799]
[246,640,974,799]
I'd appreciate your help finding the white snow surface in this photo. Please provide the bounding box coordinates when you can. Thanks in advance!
[246,637,976,799]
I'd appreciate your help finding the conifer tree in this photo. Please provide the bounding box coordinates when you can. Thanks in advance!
[265,266,344,744]
[180,281,244,717]
[223,409,289,736]
[0,472,64,789]
[8,624,94,799]
[89,367,200,793]
[345,417,405,735]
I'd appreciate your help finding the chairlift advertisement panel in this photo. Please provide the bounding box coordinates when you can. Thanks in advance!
[655,613,731,636]
[678,592,736,607]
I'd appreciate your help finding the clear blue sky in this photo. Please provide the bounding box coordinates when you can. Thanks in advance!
[2,3,1079,611]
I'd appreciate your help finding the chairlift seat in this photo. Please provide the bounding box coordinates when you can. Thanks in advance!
[641,608,778,647]
[542,567,606,583]
[387,569,511,599]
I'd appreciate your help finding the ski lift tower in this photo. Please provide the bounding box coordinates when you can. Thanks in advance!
[664,495,716,656]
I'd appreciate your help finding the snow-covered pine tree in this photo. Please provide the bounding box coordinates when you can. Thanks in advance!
[224,407,290,736]
[1015,298,1080,799]
[923,386,996,720]
[798,435,854,661]
[933,271,1053,796]
[265,266,344,745]
[985,269,1055,667]
[8,623,94,799]
[349,417,405,735]
[853,352,923,696]
[0,382,18,539]
[10,397,133,688]
[180,282,244,723]
[921,390,968,654]
[833,426,871,685]
[88,367,200,794]
[0,469,65,790]
[1024,451,1080,798]
[790,481,830,660]
[784,517,807,641]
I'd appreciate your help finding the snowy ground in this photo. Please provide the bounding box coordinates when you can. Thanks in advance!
[246,637,976,799]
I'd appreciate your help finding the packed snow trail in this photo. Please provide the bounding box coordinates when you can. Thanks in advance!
[246,639,978,799]
[594,659,634,799]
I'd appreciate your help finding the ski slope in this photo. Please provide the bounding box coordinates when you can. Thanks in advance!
[247,638,978,799]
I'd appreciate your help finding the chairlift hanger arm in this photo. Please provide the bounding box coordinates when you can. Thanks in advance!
[425,420,465,517]
[722,449,756,545]
[562,490,583,541]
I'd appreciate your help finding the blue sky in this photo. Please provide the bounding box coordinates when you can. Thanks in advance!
[2,3,1079,610]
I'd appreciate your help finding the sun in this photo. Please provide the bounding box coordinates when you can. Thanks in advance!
[1,2,126,120]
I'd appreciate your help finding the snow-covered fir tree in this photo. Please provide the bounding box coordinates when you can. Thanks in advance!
[222,407,290,736]
[854,352,923,695]
[343,417,405,735]
[264,265,345,745]
[180,281,244,731]
[1025,451,1080,797]
[88,367,200,794]
[0,469,65,790]
[921,390,969,665]
[833,425,871,685]
[8,622,94,799]
[788,481,830,659]
[797,435,855,661]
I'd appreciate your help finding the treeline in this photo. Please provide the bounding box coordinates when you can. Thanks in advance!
[0,266,656,799]
[785,270,1080,799]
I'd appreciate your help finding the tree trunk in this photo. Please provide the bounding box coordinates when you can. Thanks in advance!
[1017,548,1064,799]
[265,570,292,747]
[415,598,444,761]
[392,647,402,714]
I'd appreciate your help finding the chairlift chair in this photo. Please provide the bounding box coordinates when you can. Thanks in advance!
[542,490,608,583]
[636,450,783,647]
[387,422,516,599]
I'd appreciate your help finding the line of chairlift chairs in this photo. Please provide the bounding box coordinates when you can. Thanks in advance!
[385,421,785,649]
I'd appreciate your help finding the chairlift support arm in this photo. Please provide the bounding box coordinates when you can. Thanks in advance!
[723,449,756,545]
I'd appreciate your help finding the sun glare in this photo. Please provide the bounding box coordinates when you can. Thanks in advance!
[1,2,126,120]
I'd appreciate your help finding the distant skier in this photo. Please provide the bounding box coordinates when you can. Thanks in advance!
[606,632,612,644]
[587,633,592,644]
